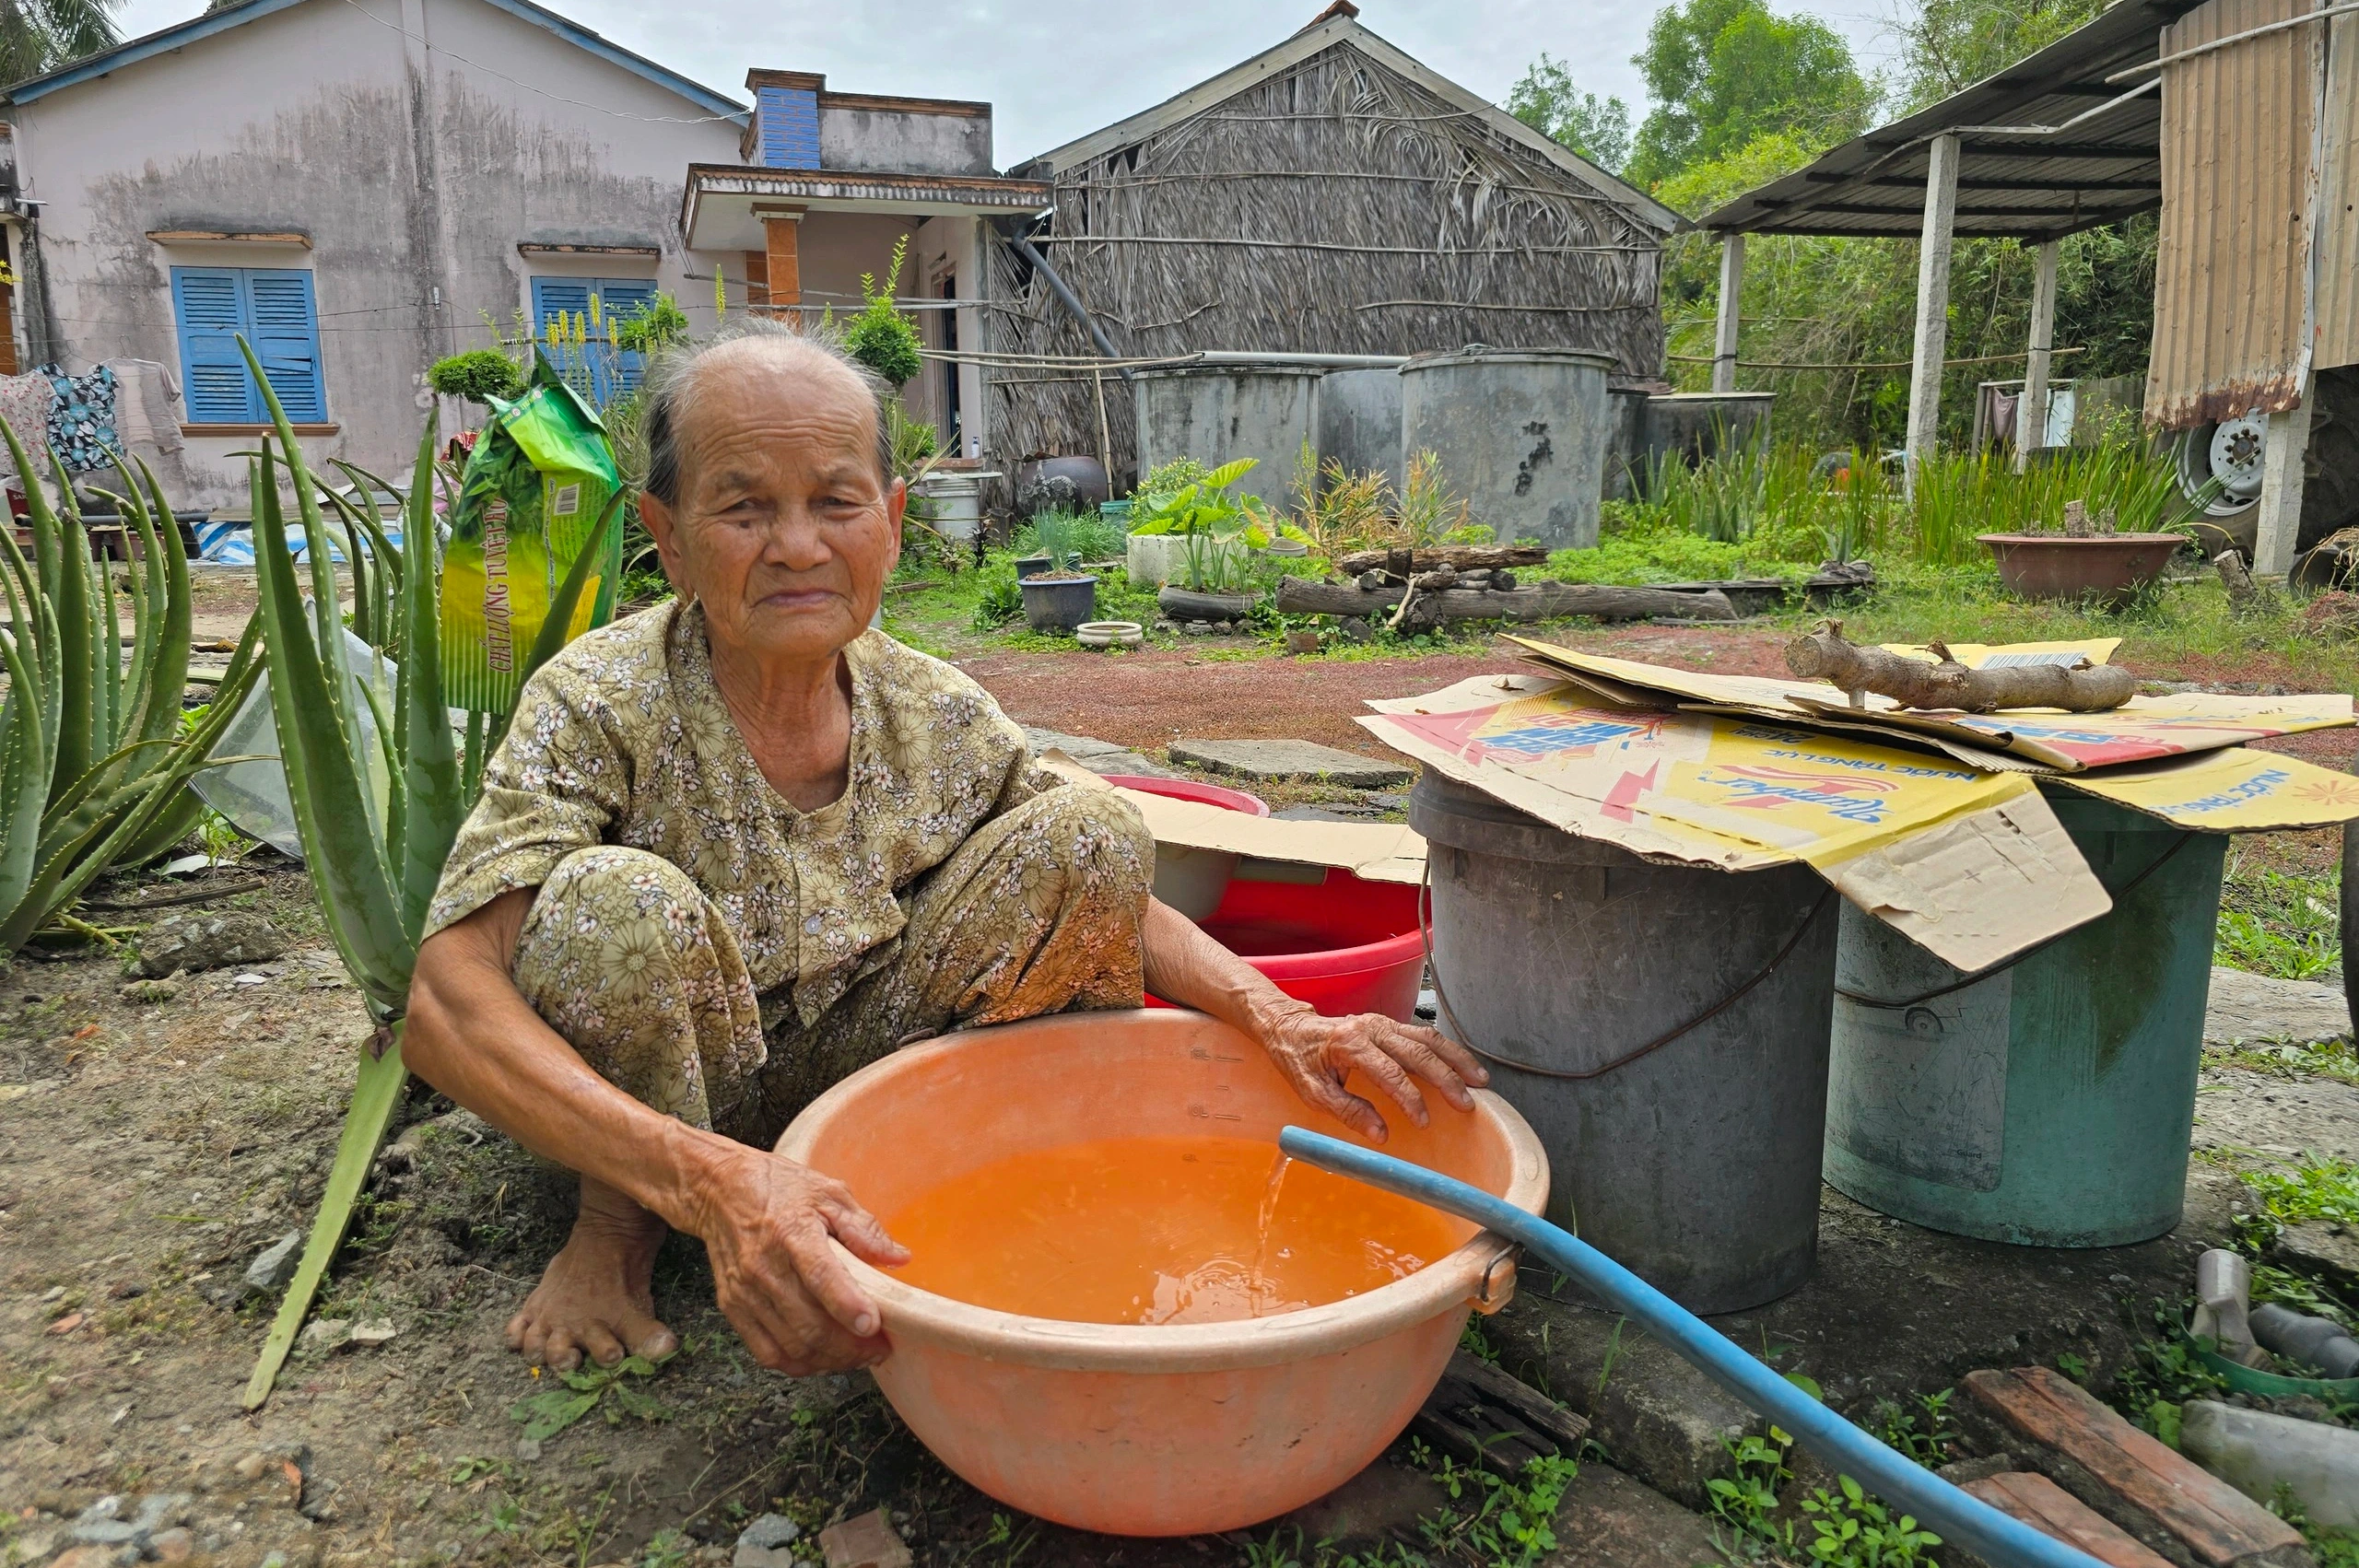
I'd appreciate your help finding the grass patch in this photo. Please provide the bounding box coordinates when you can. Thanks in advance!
[2216,854,2342,982]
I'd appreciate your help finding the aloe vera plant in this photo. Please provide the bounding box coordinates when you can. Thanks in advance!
[234,338,622,1408]
[0,430,262,954]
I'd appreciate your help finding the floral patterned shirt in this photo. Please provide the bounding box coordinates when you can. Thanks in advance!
[426,599,1054,1026]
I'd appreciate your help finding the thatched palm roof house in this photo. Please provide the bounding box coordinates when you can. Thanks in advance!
[988,2,1684,483]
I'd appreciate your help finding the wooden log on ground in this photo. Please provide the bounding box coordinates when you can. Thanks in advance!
[1334,544,1550,576]
[1276,575,1738,624]
[1411,1351,1592,1477]
[1156,586,1259,622]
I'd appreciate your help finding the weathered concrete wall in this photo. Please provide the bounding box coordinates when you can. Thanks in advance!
[8,0,740,512]
[820,103,990,177]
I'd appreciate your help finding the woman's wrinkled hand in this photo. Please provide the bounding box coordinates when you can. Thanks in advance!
[689,1141,911,1375]
[1254,1000,1490,1142]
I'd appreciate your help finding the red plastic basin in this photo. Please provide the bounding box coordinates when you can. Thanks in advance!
[1099,774,1271,815]
[1151,867,1427,1021]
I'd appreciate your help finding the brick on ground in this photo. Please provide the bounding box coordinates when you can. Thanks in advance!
[1954,1367,2308,1568]
[1168,737,1412,788]
[817,1507,910,1568]
[1956,1471,2176,1568]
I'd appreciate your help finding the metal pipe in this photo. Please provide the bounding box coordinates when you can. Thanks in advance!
[1003,230,1133,381]
[1188,350,1411,369]
[1275,1126,2112,1568]
[2105,0,2359,82]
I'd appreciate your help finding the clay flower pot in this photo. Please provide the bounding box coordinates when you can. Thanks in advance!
[1978,532,2186,607]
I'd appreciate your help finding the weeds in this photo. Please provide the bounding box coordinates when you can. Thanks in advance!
[1707,1427,1795,1553]
[508,1353,673,1443]
[2108,1301,2227,1443]
[1871,1390,1958,1468]
[1800,1475,1942,1567]
[2237,1154,2359,1247]
[2215,864,2341,982]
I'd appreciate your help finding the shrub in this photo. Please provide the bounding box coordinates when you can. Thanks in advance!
[844,237,923,387]
[427,348,525,404]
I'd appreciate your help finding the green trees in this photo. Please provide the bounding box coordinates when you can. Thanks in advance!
[1625,0,1873,188]
[0,0,119,85]
[1507,53,1633,173]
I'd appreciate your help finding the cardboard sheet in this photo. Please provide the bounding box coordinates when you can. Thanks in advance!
[2052,746,2359,831]
[1041,752,1427,883]
[1507,635,2353,773]
[1359,674,2111,970]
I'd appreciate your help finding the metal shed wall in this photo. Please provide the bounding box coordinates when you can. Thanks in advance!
[2145,0,2320,427]
[2314,13,2359,371]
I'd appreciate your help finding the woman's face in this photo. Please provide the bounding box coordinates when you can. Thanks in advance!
[640,346,904,668]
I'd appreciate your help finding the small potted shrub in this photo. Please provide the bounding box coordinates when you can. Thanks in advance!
[1978,498,2188,606]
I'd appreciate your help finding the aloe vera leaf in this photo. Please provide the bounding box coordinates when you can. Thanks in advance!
[249,448,408,1009]
[461,708,485,807]
[130,457,193,750]
[328,462,405,596]
[0,612,49,919]
[92,470,157,727]
[41,462,91,797]
[238,339,365,765]
[242,1026,407,1410]
[483,489,623,758]
[392,418,461,944]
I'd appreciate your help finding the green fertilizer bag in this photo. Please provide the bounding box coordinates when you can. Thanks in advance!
[440,351,623,713]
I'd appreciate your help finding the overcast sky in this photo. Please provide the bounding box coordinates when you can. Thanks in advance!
[110,0,1906,164]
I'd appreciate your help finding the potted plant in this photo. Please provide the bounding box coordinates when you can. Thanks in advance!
[1128,459,1286,621]
[1017,509,1097,633]
[1978,498,2189,607]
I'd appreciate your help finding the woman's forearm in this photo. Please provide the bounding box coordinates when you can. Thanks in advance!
[1139,895,1311,1036]
[403,893,732,1235]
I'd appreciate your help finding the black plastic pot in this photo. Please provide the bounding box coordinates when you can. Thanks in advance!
[1013,553,1053,580]
[1019,573,1099,633]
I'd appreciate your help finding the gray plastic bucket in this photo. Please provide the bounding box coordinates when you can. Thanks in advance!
[1410,772,1838,1313]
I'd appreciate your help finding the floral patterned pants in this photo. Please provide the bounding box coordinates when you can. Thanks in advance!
[511,787,1155,1148]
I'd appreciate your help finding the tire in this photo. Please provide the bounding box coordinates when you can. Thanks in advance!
[2184,367,2359,560]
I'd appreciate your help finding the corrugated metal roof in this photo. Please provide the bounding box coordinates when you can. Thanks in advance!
[2144,0,2320,427]
[1699,0,2206,239]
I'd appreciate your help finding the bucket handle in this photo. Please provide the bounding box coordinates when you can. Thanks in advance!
[1420,858,1833,1082]
[1472,1241,1520,1315]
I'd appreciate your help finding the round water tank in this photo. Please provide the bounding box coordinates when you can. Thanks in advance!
[1399,347,1615,551]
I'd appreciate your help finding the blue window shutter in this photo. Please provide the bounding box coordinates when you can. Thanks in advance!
[598,280,658,396]
[245,269,324,422]
[171,266,255,424]
[757,85,819,169]
[530,276,597,399]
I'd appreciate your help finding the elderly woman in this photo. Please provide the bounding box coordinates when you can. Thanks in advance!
[404,323,1484,1379]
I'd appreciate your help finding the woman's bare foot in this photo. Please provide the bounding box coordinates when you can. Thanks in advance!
[507,1176,680,1372]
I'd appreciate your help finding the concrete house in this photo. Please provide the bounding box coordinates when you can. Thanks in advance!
[0,0,1044,510]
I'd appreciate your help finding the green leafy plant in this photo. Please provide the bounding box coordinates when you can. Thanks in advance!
[232,334,623,1410]
[0,433,263,954]
[611,293,689,357]
[1872,1390,1958,1468]
[1800,1475,1942,1567]
[844,236,923,387]
[2238,1154,2359,1253]
[2216,863,2341,981]
[1708,1426,1797,1551]
[1414,1452,1579,1568]
[969,557,1025,628]
[509,1353,672,1442]
[1129,459,1276,591]
[427,349,526,405]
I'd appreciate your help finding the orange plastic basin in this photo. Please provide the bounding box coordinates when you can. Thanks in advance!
[777,1009,1548,1537]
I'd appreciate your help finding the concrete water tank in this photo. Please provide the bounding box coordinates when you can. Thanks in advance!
[1644,392,1778,479]
[1133,365,1320,510]
[1399,346,1616,551]
[1315,367,1404,495]
[1604,388,1651,502]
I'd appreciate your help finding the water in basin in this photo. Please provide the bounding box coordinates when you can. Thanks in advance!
[886,1134,1458,1325]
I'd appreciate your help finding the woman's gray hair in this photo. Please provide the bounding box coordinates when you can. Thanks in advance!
[640,319,898,505]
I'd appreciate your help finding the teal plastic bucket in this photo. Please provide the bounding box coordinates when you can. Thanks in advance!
[1823,786,2227,1246]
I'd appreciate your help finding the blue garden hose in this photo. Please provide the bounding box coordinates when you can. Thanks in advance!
[1277,1127,2107,1568]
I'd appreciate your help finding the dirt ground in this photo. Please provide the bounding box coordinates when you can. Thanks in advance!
[4,576,2353,1568]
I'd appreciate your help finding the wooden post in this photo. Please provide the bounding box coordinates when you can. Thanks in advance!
[1713,233,1745,393]
[761,210,804,314]
[2017,238,2061,473]
[2253,375,2313,579]
[1905,134,1962,499]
